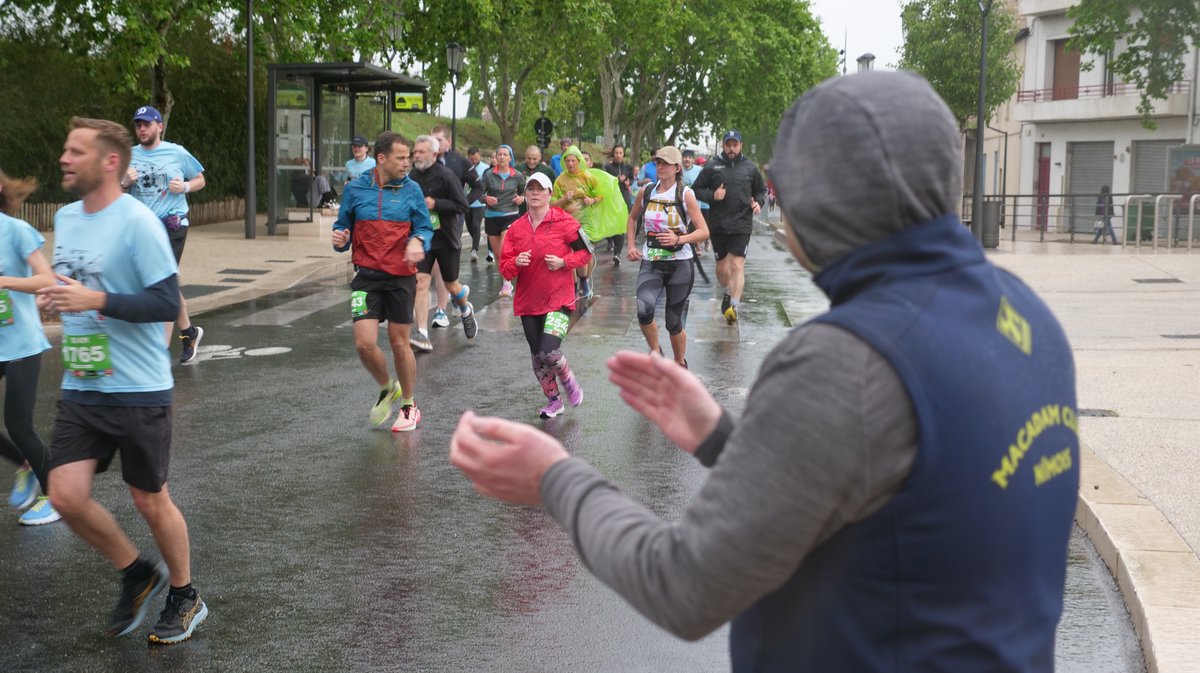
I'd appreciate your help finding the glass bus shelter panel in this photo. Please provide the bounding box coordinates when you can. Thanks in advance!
[354,92,389,151]
[274,76,314,222]
[320,88,351,185]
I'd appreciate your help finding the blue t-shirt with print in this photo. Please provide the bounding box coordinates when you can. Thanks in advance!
[129,141,204,223]
[0,213,52,361]
[53,194,178,394]
[345,157,376,182]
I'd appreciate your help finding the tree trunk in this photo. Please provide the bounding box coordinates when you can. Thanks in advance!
[599,52,628,147]
[151,55,175,132]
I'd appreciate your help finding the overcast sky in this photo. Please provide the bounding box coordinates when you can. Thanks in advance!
[808,0,906,72]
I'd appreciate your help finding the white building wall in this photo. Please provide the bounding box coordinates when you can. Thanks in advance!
[1015,7,1198,205]
[1018,119,1189,197]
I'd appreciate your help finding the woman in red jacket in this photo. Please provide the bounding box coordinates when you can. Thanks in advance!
[499,173,593,418]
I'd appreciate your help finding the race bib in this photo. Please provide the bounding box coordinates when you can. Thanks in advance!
[430,211,441,230]
[647,247,676,261]
[543,311,570,339]
[0,290,12,326]
[350,290,369,318]
[62,333,113,378]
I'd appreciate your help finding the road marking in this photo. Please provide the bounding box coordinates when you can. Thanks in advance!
[227,289,345,326]
[186,344,293,363]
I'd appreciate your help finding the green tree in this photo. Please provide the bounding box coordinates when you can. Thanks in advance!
[9,0,230,127]
[1068,0,1200,127]
[899,0,1022,128]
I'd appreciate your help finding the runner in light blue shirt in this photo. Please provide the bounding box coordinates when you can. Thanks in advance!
[41,117,206,644]
[681,149,709,211]
[345,135,376,184]
[0,174,58,526]
[124,105,207,363]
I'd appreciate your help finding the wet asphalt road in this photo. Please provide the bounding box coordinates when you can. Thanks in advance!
[1,225,1141,672]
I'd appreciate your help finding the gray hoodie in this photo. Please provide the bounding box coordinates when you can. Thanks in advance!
[540,71,960,641]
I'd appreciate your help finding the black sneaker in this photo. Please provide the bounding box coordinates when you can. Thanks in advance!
[461,303,478,339]
[148,591,209,645]
[720,293,731,314]
[179,326,204,364]
[108,561,168,637]
[612,255,620,266]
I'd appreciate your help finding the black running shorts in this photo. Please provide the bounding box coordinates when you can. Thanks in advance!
[709,230,751,260]
[350,269,416,324]
[416,246,462,281]
[484,213,520,237]
[49,400,173,493]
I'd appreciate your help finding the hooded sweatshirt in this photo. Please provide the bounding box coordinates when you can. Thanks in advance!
[539,71,1078,673]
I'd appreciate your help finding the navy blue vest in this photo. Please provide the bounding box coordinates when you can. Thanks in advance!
[730,217,1079,672]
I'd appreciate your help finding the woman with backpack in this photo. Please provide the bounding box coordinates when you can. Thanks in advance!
[625,146,709,368]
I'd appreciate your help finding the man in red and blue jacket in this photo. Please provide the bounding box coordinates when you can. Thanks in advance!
[332,132,432,433]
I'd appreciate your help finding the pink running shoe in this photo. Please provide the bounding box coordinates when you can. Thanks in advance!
[499,280,514,298]
[391,405,421,432]
[539,398,565,418]
[561,374,584,407]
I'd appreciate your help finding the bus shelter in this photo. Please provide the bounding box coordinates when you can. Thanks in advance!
[267,62,428,234]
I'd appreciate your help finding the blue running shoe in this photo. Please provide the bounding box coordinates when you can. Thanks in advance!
[9,468,35,509]
[18,496,61,526]
[431,309,450,328]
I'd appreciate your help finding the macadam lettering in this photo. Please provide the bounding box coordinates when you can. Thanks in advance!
[991,404,1078,489]
[1033,447,1073,487]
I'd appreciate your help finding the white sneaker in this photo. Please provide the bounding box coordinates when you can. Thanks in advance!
[431,309,450,328]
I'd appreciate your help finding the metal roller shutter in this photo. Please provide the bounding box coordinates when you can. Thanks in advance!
[1132,139,1184,193]
[1067,142,1114,233]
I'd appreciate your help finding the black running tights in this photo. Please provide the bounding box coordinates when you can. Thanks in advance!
[0,354,50,493]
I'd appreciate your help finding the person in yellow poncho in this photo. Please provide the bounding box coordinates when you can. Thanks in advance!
[552,145,628,301]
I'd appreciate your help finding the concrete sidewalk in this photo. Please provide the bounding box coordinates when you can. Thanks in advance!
[40,213,1200,671]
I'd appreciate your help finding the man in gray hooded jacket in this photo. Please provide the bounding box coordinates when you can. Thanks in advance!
[450,71,1079,672]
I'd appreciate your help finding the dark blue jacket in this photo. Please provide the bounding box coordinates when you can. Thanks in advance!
[731,217,1079,672]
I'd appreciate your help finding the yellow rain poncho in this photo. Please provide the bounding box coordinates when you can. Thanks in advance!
[552,145,628,242]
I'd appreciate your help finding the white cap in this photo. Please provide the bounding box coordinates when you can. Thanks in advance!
[526,172,552,190]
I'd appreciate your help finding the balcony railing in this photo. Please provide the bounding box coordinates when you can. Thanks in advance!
[1016,80,1190,103]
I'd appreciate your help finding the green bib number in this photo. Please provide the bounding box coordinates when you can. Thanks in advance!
[0,290,12,326]
[62,333,113,378]
[543,311,570,339]
[429,212,441,230]
[647,246,675,261]
[350,290,369,318]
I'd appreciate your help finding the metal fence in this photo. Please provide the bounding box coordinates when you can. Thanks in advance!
[19,197,248,233]
[962,192,1200,250]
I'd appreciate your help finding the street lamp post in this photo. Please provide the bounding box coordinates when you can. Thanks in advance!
[972,0,995,242]
[856,53,875,73]
[575,110,585,144]
[245,0,255,239]
[445,42,465,153]
[537,88,549,115]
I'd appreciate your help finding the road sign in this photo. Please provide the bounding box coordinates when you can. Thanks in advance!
[534,117,553,136]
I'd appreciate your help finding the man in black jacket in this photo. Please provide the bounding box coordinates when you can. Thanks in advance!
[692,130,767,324]
[409,134,475,351]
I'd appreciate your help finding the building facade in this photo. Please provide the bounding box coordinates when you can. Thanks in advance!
[1012,0,1196,233]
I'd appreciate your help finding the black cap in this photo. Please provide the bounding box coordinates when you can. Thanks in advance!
[351,136,369,147]
[682,149,695,158]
